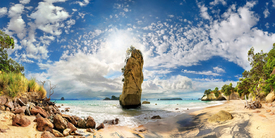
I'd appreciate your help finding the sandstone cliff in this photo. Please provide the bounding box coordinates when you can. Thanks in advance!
[119,49,143,108]
[201,92,240,101]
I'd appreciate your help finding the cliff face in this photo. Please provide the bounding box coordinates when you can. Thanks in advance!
[201,92,240,101]
[119,49,144,108]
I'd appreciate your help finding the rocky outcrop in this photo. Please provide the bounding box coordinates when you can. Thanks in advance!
[41,131,55,138]
[30,106,48,118]
[51,129,64,137]
[13,106,26,114]
[266,90,275,102]
[201,93,226,101]
[53,114,68,130]
[119,49,144,108]
[142,101,150,104]
[151,115,161,119]
[86,116,96,128]
[77,119,86,128]
[208,110,233,123]
[96,123,104,130]
[36,115,54,131]
[0,96,7,105]
[12,114,31,127]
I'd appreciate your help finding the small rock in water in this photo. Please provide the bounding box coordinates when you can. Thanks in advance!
[155,103,157,105]
[187,108,189,110]
[151,115,161,119]
[61,104,64,106]
[175,108,179,110]
[61,110,64,112]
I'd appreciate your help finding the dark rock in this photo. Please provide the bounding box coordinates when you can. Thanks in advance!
[13,106,27,114]
[151,115,161,119]
[86,116,96,128]
[30,106,48,118]
[62,114,77,126]
[36,115,54,131]
[12,114,31,127]
[77,119,86,128]
[103,118,119,125]
[175,108,179,110]
[65,107,70,112]
[61,97,65,100]
[57,106,61,108]
[41,131,55,138]
[96,123,104,130]
[51,129,64,137]
[61,110,64,112]
[18,96,28,106]
[72,115,81,121]
[53,114,67,130]
[115,118,119,124]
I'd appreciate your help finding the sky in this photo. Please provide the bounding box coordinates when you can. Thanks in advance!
[0,0,275,100]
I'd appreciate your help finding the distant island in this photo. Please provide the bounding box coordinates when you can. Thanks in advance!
[103,95,119,100]
[61,97,65,100]
[160,98,182,100]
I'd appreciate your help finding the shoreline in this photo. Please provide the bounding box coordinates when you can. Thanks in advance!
[2,100,275,137]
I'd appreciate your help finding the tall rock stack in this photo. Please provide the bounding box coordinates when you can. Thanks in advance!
[119,49,144,108]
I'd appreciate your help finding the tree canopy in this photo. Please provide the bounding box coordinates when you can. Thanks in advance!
[0,30,24,74]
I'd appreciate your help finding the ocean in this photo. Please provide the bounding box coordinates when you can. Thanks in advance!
[54,100,224,128]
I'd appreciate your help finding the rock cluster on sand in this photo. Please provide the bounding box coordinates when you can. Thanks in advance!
[208,110,233,123]
[0,93,120,137]
[119,48,144,108]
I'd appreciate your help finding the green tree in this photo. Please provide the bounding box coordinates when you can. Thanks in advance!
[0,30,24,74]
[204,89,212,96]
[221,83,234,96]
[214,87,219,98]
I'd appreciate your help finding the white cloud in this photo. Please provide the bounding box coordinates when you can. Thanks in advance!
[7,4,26,39]
[213,66,225,73]
[182,69,220,76]
[198,4,211,20]
[265,22,269,29]
[273,0,275,7]
[0,7,7,17]
[75,0,89,7]
[263,7,270,18]
[210,0,227,6]
[20,0,31,4]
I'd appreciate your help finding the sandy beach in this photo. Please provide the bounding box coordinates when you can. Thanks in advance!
[1,100,275,138]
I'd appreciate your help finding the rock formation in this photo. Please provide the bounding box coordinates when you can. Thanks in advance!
[208,110,233,123]
[119,48,144,108]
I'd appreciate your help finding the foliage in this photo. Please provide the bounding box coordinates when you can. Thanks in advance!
[0,30,24,74]
[121,45,136,82]
[214,87,219,98]
[204,89,212,96]
[221,83,234,96]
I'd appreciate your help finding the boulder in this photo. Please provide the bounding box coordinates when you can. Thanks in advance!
[41,131,55,138]
[68,122,77,133]
[142,101,150,104]
[12,114,31,127]
[30,106,48,118]
[151,115,161,119]
[63,128,70,136]
[18,96,28,106]
[62,114,77,126]
[51,129,64,137]
[72,115,81,121]
[86,116,96,128]
[77,119,86,128]
[5,107,10,111]
[266,91,275,103]
[36,114,54,131]
[53,114,67,130]
[208,110,233,123]
[103,118,119,125]
[96,123,104,130]
[13,106,27,114]
[5,101,14,111]
[0,96,7,105]
[119,48,144,108]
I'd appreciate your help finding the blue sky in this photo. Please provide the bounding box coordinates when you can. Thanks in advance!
[0,0,275,99]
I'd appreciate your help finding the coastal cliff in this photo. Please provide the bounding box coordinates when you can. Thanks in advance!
[119,47,144,108]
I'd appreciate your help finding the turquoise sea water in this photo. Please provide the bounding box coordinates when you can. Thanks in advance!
[54,100,224,127]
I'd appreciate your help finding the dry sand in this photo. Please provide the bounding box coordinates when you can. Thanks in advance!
[1,100,275,138]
